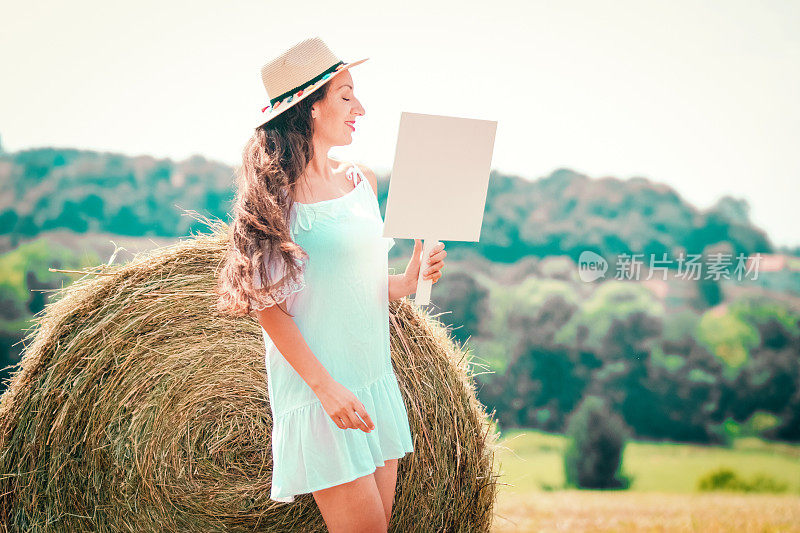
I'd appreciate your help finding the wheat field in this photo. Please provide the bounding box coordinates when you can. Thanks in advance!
[490,430,800,532]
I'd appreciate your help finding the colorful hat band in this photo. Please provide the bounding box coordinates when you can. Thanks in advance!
[261,61,346,113]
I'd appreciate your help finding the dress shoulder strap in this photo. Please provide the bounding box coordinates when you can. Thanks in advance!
[346,164,378,201]
[345,163,365,186]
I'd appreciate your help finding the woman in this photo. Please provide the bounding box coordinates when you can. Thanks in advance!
[216,37,446,532]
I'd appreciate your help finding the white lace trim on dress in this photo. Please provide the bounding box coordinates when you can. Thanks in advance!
[250,252,306,310]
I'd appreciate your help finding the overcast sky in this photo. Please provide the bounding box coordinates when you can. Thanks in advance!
[1,0,797,246]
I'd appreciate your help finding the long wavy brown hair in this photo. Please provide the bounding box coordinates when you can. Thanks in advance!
[215,81,333,319]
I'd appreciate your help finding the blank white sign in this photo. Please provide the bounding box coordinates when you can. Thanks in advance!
[383,112,497,242]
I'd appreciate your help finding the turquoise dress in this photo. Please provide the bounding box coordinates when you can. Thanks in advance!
[252,164,414,503]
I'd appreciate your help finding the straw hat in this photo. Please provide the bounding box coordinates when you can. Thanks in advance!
[255,36,368,129]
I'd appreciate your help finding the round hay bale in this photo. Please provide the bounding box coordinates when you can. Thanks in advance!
[0,218,501,532]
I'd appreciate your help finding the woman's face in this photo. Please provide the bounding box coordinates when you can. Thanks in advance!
[311,70,365,146]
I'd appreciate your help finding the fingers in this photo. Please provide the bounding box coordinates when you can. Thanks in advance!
[426,254,446,268]
[422,243,446,282]
[334,416,346,430]
[334,405,374,433]
[356,405,375,432]
[333,411,354,430]
[423,269,442,283]
[426,243,446,264]
[351,411,371,433]
[342,410,363,432]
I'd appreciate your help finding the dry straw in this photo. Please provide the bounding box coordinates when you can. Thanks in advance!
[0,213,501,532]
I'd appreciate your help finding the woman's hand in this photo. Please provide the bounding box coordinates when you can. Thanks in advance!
[404,239,447,289]
[313,379,375,433]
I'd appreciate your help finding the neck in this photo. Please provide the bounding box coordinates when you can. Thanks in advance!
[302,142,337,184]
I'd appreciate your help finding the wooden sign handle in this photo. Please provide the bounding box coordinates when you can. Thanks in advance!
[414,238,437,306]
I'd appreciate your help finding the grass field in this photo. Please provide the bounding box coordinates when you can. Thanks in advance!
[490,429,800,532]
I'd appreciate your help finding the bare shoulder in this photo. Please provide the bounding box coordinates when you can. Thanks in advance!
[351,162,378,196]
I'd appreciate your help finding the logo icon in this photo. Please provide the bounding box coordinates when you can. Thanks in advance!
[579,251,607,282]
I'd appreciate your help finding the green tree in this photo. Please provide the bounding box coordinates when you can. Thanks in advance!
[564,395,632,489]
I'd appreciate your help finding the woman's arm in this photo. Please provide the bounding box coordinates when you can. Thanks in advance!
[389,273,415,302]
[255,304,375,432]
[256,304,333,391]
[388,241,446,302]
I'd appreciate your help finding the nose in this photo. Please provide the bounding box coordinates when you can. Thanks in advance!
[353,99,365,118]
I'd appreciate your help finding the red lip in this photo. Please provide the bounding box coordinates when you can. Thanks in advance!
[346,121,355,131]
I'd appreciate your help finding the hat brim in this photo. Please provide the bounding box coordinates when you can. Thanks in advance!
[254,57,369,129]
